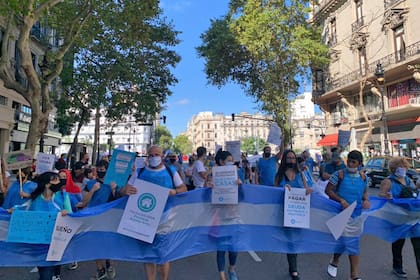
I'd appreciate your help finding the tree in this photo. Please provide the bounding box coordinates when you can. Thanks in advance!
[241,137,267,155]
[197,0,328,145]
[173,135,193,155]
[154,125,172,149]
[0,0,177,153]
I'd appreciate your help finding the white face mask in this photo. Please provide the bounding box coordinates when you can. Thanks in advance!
[225,161,234,166]
[347,167,358,173]
[395,167,407,178]
[149,156,162,168]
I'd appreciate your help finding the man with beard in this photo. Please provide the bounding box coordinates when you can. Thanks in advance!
[255,145,283,186]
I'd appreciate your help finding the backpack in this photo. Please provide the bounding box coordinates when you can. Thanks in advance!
[388,176,418,198]
[137,164,175,188]
[336,169,366,191]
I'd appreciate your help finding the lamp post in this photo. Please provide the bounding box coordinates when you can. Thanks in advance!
[375,63,390,156]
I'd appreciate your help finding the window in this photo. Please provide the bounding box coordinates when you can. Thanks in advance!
[0,95,7,106]
[358,47,367,76]
[394,25,405,62]
[330,17,337,45]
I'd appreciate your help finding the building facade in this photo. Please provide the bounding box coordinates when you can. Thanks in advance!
[311,0,420,158]
[0,19,62,155]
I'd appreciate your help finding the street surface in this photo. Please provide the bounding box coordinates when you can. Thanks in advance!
[1,188,419,279]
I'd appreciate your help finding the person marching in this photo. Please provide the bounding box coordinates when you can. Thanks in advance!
[120,145,187,280]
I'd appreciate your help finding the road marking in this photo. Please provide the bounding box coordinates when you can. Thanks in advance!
[248,250,262,262]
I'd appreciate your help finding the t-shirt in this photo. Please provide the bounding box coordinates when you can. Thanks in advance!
[192,160,207,188]
[257,157,278,186]
[85,179,121,207]
[127,165,183,188]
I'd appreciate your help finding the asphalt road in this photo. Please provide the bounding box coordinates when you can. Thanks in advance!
[1,187,418,280]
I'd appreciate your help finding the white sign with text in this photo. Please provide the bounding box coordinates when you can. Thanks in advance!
[117,179,170,243]
[211,165,238,205]
[283,188,310,228]
[36,153,56,174]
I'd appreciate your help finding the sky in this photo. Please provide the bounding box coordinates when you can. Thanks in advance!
[160,0,312,137]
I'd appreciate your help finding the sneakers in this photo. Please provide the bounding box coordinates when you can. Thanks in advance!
[107,265,116,279]
[229,271,238,280]
[94,268,107,280]
[327,263,338,278]
[68,262,78,270]
[52,276,61,280]
[393,268,408,278]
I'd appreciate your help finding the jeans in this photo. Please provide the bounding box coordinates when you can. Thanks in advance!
[217,251,238,272]
[287,253,298,273]
[392,237,420,273]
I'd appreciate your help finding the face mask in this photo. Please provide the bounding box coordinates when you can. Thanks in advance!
[225,161,234,166]
[149,156,162,168]
[286,162,295,168]
[60,179,67,186]
[264,152,271,158]
[169,158,177,163]
[97,171,106,178]
[50,180,66,193]
[395,167,407,178]
[347,167,358,173]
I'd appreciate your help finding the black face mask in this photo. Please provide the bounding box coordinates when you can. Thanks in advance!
[97,171,106,179]
[264,152,271,158]
[60,179,67,186]
[286,162,296,168]
[169,158,177,163]
[50,180,66,193]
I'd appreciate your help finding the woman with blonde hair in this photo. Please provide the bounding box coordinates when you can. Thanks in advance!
[379,156,420,278]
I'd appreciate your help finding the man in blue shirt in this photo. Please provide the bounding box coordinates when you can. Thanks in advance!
[121,145,187,280]
[322,151,346,181]
[255,145,283,186]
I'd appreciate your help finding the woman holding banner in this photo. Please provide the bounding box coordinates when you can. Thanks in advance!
[2,167,36,210]
[274,150,312,280]
[379,157,420,278]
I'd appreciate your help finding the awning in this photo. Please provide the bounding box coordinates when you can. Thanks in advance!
[317,133,338,146]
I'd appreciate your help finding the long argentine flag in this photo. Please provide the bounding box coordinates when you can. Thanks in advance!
[0,184,419,266]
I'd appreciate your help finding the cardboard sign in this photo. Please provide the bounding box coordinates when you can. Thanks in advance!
[4,150,33,171]
[225,141,241,162]
[283,188,310,228]
[211,165,238,204]
[267,123,282,146]
[104,149,136,187]
[36,153,56,174]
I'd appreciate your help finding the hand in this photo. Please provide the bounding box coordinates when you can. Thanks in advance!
[305,188,313,195]
[110,182,117,191]
[362,200,370,209]
[75,202,84,209]
[92,182,100,192]
[121,185,137,196]
[61,210,68,216]
[236,179,242,185]
[169,189,177,196]
[340,199,349,209]
[285,184,291,191]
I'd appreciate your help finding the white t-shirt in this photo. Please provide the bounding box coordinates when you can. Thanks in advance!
[127,165,183,187]
[192,159,207,188]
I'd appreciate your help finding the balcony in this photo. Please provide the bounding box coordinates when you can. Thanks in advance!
[324,39,420,92]
[384,0,404,10]
[351,17,365,33]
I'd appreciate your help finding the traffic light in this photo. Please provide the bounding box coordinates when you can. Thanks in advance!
[307,123,311,129]
[231,113,235,121]
[163,115,166,124]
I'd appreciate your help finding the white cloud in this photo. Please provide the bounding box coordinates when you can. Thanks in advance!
[176,98,190,105]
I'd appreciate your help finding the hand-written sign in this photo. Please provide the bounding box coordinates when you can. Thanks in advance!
[4,150,33,171]
[7,210,57,244]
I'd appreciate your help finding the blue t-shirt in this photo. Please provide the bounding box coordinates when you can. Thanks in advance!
[2,181,37,209]
[278,172,305,189]
[388,174,416,198]
[137,166,176,189]
[257,157,278,186]
[305,157,316,174]
[85,179,120,207]
[329,169,366,217]
[324,161,346,176]
[237,167,245,183]
[28,191,71,212]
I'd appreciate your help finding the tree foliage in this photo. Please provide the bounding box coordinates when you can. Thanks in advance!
[0,0,179,153]
[173,135,193,155]
[241,137,267,155]
[154,125,172,148]
[197,0,328,145]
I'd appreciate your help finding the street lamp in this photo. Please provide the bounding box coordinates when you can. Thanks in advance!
[375,63,390,156]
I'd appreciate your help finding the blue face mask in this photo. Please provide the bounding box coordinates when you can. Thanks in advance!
[395,167,407,178]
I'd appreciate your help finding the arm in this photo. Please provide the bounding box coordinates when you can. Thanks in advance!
[301,172,312,195]
[379,178,392,199]
[325,181,349,209]
[362,186,370,209]
[79,182,100,208]
[254,164,260,185]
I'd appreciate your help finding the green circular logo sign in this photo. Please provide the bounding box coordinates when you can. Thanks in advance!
[137,193,156,212]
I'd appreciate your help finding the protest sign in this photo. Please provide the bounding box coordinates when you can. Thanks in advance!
[104,149,136,187]
[4,150,32,171]
[211,165,238,204]
[267,123,282,146]
[36,153,56,174]
[7,210,57,244]
[225,141,241,162]
[338,130,351,147]
[117,179,170,243]
[283,188,310,228]
[47,213,82,261]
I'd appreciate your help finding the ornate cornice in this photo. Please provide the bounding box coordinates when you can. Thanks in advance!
[381,8,409,32]
[328,48,341,62]
[349,31,369,51]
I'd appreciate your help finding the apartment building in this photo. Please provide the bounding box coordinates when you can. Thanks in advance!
[185,112,272,154]
[311,0,420,158]
[0,20,62,155]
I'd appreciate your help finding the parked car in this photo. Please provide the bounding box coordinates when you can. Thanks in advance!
[364,156,420,188]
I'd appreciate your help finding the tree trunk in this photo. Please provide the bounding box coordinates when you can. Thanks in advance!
[67,120,83,168]
[92,106,100,165]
